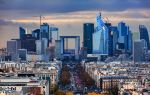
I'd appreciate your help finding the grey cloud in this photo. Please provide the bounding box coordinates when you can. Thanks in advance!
[0,19,15,26]
[0,0,150,14]
[0,19,38,28]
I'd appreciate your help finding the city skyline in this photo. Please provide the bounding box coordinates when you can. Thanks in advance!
[0,1,150,94]
[0,0,150,48]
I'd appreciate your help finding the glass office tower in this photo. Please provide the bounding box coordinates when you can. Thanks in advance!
[19,27,26,39]
[40,23,50,40]
[83,23,94,54]
[93,13,108,54]
[139,25,150,50]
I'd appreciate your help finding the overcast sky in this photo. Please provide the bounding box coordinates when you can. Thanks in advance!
[0,0,150,48]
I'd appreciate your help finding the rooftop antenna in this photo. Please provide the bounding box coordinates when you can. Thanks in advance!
[33,15,45,28]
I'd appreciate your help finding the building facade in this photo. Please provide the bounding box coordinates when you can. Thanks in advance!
[7,40,21,61]
[50,27,59,42]
[18,49,27,61]
[139,25,150,50]
[40,23,50,41]
[21,34,36,53]
[117,22,132,53]
[93,13,109,55]
[133,39,147,62]
[83,23,94,54]
[111,26,119,55]
[19,27,26,40]
[32,29,40,40]
[55,40,61,59]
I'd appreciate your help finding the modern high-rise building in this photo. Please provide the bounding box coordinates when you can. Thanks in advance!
[93,13,108,55]
[128,30,133,53]
[50,27,59,42]
[139,25,150,50]
[117,22,127,50]
[11,39,21,52]
[32,29,40,40]
[42,38,48,55]
[117,22,132,53]
[40,23,49,40]
[133,39,148,62]
[36,40,42,55]
[7,40,21,61]
[36,38,48,55]
[21,34,36,53]
[7,40,18,54]
[18,49,27,61]
[55,40,61,59]
[111,26,119,55]
[83,23,94,54]
[105,23,113,56]
[19,27,26,39]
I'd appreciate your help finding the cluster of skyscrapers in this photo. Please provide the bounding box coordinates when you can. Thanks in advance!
[83,13,150,62]
[0,12,150,95]
[83,13,132,55]
[6,23,59,62]
[133,25,150,62]
[2,12,150,63]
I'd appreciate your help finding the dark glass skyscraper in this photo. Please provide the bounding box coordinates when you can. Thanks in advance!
[19,27,26,39]
[117,22,132,53]
[21,34,36,52]
[105,23,113,56]
[18,49,27,61]
[32,29,40,40]
[111,26,119,55]
[83,23,94,54]
[41,23,49,40]
[139,25,150,49]
[118,22,127,50]
[7,40,21,61]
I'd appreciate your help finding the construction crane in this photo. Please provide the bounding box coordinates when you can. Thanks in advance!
[33,15,45,39]
[33,15,45,27]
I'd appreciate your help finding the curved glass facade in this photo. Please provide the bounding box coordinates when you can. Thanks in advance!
[93,14,108,54]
